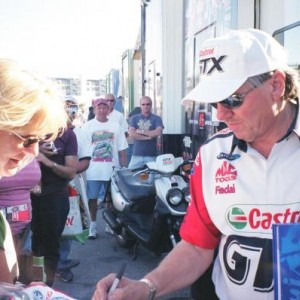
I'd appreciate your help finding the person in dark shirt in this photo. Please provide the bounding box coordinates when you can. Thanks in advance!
[31,128,78,286]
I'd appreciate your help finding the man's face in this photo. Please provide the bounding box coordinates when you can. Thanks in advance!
[140,99,152,114]
[66,105,79,121]
[215,77,275,143]
[65,101,79,121]
[95,103,109,119]
[105,95,115,112]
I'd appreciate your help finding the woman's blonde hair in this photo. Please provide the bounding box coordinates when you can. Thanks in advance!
[0,58,67,138]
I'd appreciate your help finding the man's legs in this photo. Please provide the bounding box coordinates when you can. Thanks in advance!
[87,180,108,239]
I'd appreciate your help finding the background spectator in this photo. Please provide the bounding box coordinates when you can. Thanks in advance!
[80,99,127,240]
[128,96,164,169]
[31,126,78,287]
[55,96,91,282]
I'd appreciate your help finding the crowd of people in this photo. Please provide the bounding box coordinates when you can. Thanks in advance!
[0,58,163,290]
[1,27,300,300]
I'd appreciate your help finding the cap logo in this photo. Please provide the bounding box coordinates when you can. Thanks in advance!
[200,47,215,57]
[199,55,227,76]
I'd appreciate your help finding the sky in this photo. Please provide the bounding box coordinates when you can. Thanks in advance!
[0,0,141,78]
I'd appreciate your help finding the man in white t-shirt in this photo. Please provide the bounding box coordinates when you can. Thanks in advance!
[98,94,129,206]
[81,98,128,239]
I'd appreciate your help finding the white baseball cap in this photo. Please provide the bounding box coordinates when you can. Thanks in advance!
[181,28,288,105]
[64,95,78,104]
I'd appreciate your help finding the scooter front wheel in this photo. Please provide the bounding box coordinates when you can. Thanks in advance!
[115,227,136,248]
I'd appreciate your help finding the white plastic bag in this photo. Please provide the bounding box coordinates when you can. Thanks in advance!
[62,184,89,243]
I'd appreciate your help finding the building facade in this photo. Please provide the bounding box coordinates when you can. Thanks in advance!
[134,0,300,158]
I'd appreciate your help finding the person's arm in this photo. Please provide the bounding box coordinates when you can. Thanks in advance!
[74,127,92,172]
[128,126,151,140]
[92,240,214,300]
[142,240,214,297]
[0,215,14,283]
[37,153,78,180]
[137,126,163,138]
[0,250,13,283]
[77,157,90,173]
[118,150,127,167]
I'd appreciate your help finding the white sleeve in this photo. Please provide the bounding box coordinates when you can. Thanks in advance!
[74,127,92,159]
[121,115,129,134]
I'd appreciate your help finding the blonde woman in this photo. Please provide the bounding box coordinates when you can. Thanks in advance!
[0,58,67,283]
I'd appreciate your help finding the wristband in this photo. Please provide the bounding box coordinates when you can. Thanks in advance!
[52,162,58,169]
[139,278,156,300]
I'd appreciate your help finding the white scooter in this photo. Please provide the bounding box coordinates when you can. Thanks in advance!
[102,153,193,258]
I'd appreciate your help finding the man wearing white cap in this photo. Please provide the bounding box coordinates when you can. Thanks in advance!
[92,28,300,300]
[81,99,128,239]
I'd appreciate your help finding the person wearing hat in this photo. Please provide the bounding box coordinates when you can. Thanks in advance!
[64,96,79,121]
[81,98,128,239]
[96,93,129,208]
[55,96,91,282]
[92,28,300,300]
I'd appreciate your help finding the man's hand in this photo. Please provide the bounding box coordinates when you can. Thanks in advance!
[92,274,149,300]
[39,142,57,157]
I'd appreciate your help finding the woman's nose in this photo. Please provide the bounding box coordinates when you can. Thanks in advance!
[26,143,39,157]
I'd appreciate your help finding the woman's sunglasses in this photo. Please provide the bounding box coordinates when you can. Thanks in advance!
[9,132,54,148]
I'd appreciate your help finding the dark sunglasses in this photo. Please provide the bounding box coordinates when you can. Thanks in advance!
[10,132,53,148]
[106,99,115,103]
[141,103,151,106]
[211,85,257,110]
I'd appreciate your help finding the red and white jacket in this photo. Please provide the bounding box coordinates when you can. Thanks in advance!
[180,122,300,300]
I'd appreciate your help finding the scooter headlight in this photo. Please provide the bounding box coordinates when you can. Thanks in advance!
[182,187,191,203]
[167,188,183,205]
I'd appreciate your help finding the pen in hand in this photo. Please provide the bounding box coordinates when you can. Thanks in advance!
[108,262,127,293]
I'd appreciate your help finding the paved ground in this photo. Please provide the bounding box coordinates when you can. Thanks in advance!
[53,209,190,300]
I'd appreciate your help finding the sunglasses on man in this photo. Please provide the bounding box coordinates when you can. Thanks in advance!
[211,85,257,110]
[211,72,273,110]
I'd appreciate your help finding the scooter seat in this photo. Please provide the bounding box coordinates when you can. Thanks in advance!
[114,168,156,202]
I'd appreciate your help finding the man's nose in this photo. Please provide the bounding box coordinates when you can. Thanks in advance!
[216,104,233,121]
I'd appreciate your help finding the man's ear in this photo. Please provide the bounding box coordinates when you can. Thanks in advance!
[271,70,286,100]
